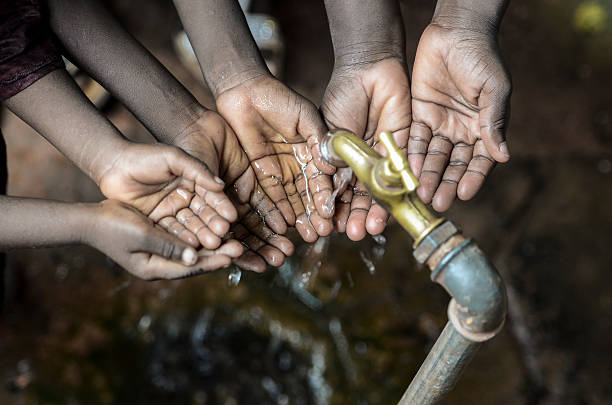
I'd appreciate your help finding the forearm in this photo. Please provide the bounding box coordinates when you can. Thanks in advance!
[432,0,509,33]
[47,0,204,144]
[323,0,406,66]
[0,196,90,249]
[5,69,128,184]
[173,0,269,96]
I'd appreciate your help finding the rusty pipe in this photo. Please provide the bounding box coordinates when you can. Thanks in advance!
[321,129,507,404]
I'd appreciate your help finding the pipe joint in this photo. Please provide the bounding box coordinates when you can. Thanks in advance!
[415,222,507,342]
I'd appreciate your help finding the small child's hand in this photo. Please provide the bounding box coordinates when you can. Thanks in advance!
[97,142,237,250]
[171,111,295,272]
[85,200,244,280]
[216,75,335,243]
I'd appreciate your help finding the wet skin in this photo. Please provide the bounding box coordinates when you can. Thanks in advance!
[409,0,511,212]
[47,0,295,272]
[5,69,243,267]
[171,110,296,272]
[174,0,335,243]
[322,0,410,241]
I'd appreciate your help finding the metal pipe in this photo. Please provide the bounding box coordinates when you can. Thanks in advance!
[399,322,480,404]
[320,129,508,404]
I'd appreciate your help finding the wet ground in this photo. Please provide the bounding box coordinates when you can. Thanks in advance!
[2,0,612,404]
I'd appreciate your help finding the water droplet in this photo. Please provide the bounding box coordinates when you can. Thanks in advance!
[228,267,242,287]
[138,315,152,332]
[359,251,376,274]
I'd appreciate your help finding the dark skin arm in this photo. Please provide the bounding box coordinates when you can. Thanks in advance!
[173,0,335,243]
[409,0,511,211]
[5,69,239,254]
[0,197,243,280]
[47,0,294,271]
[321,0,412,241]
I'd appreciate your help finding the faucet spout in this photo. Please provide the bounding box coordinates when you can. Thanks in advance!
[321,129,507,405]
[321,129,442,245]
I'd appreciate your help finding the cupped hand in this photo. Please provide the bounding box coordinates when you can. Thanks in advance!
[97,142,238,250]
[409,24,512,212]
[215,75,335,243]
[86,200,244,280]
[171,110,295,273]
[321,57,412,241]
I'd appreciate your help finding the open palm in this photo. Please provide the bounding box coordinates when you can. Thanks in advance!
[409,24,512,212]
[171,111,295,273]
[321,58,412,241]
[97,142,237,251]
[216,75,334,243]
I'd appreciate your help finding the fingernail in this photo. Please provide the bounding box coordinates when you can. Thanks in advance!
[214,176,224,185]
[182,248,197,265]
[499,142,510,158]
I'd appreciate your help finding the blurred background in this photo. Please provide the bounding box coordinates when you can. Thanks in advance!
[1,0,612,404]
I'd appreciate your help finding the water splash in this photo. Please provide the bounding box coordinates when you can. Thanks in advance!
[329,318,358,385]
[323,167,353,215]
[359,251,376,275]
[293,146,313,215]
[371,234,386,260]
[308,342,332,405]
[228,267,242,287]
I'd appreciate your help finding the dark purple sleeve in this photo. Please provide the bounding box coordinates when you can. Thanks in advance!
[0,0,64,101]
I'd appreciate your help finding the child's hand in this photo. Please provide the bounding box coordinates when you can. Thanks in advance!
[171,111,295,273]
[216,75,335,243]
[409,23,511,212]
[85,200,244,280]
[96,142,237,250]
[321,57,412,241]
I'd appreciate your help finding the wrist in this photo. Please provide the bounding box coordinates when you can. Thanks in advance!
[333,42,406,71]
[206,58,270,98]
[432,0,508,35]
[70,202,99,246]
[87,137,131,186]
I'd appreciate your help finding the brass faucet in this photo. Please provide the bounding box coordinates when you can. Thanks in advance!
[321,129,444,246]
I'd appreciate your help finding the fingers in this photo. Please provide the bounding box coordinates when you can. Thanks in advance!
[346,181,371,241]
[148,187,193,223]
[417,135,453,204]
[131,247,242,280]
[158,216,199,247]
[479,73,512,163]
[250,156,296,226]
[164,146,225,192]
[282,171,313,241]
[249,184,288,235]
[365,202,389,235]
[176,206,222,249]
[229,167,287,235]
[408,121,433,177]
[332,173,354,233]
[308,132,336,176]
[431,142,472,212]
[458,140,495,201]
[307,156,335,220]
[200,239,245,259]
[195,187,238,223]
[139,224,199,266]
[230,219,293,270]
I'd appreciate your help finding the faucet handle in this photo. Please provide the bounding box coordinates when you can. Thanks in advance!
[378,132,420,192]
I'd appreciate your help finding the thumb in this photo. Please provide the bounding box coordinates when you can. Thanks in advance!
[479,73,512,163]
[165,147,225,192]
[142,225,199,266]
